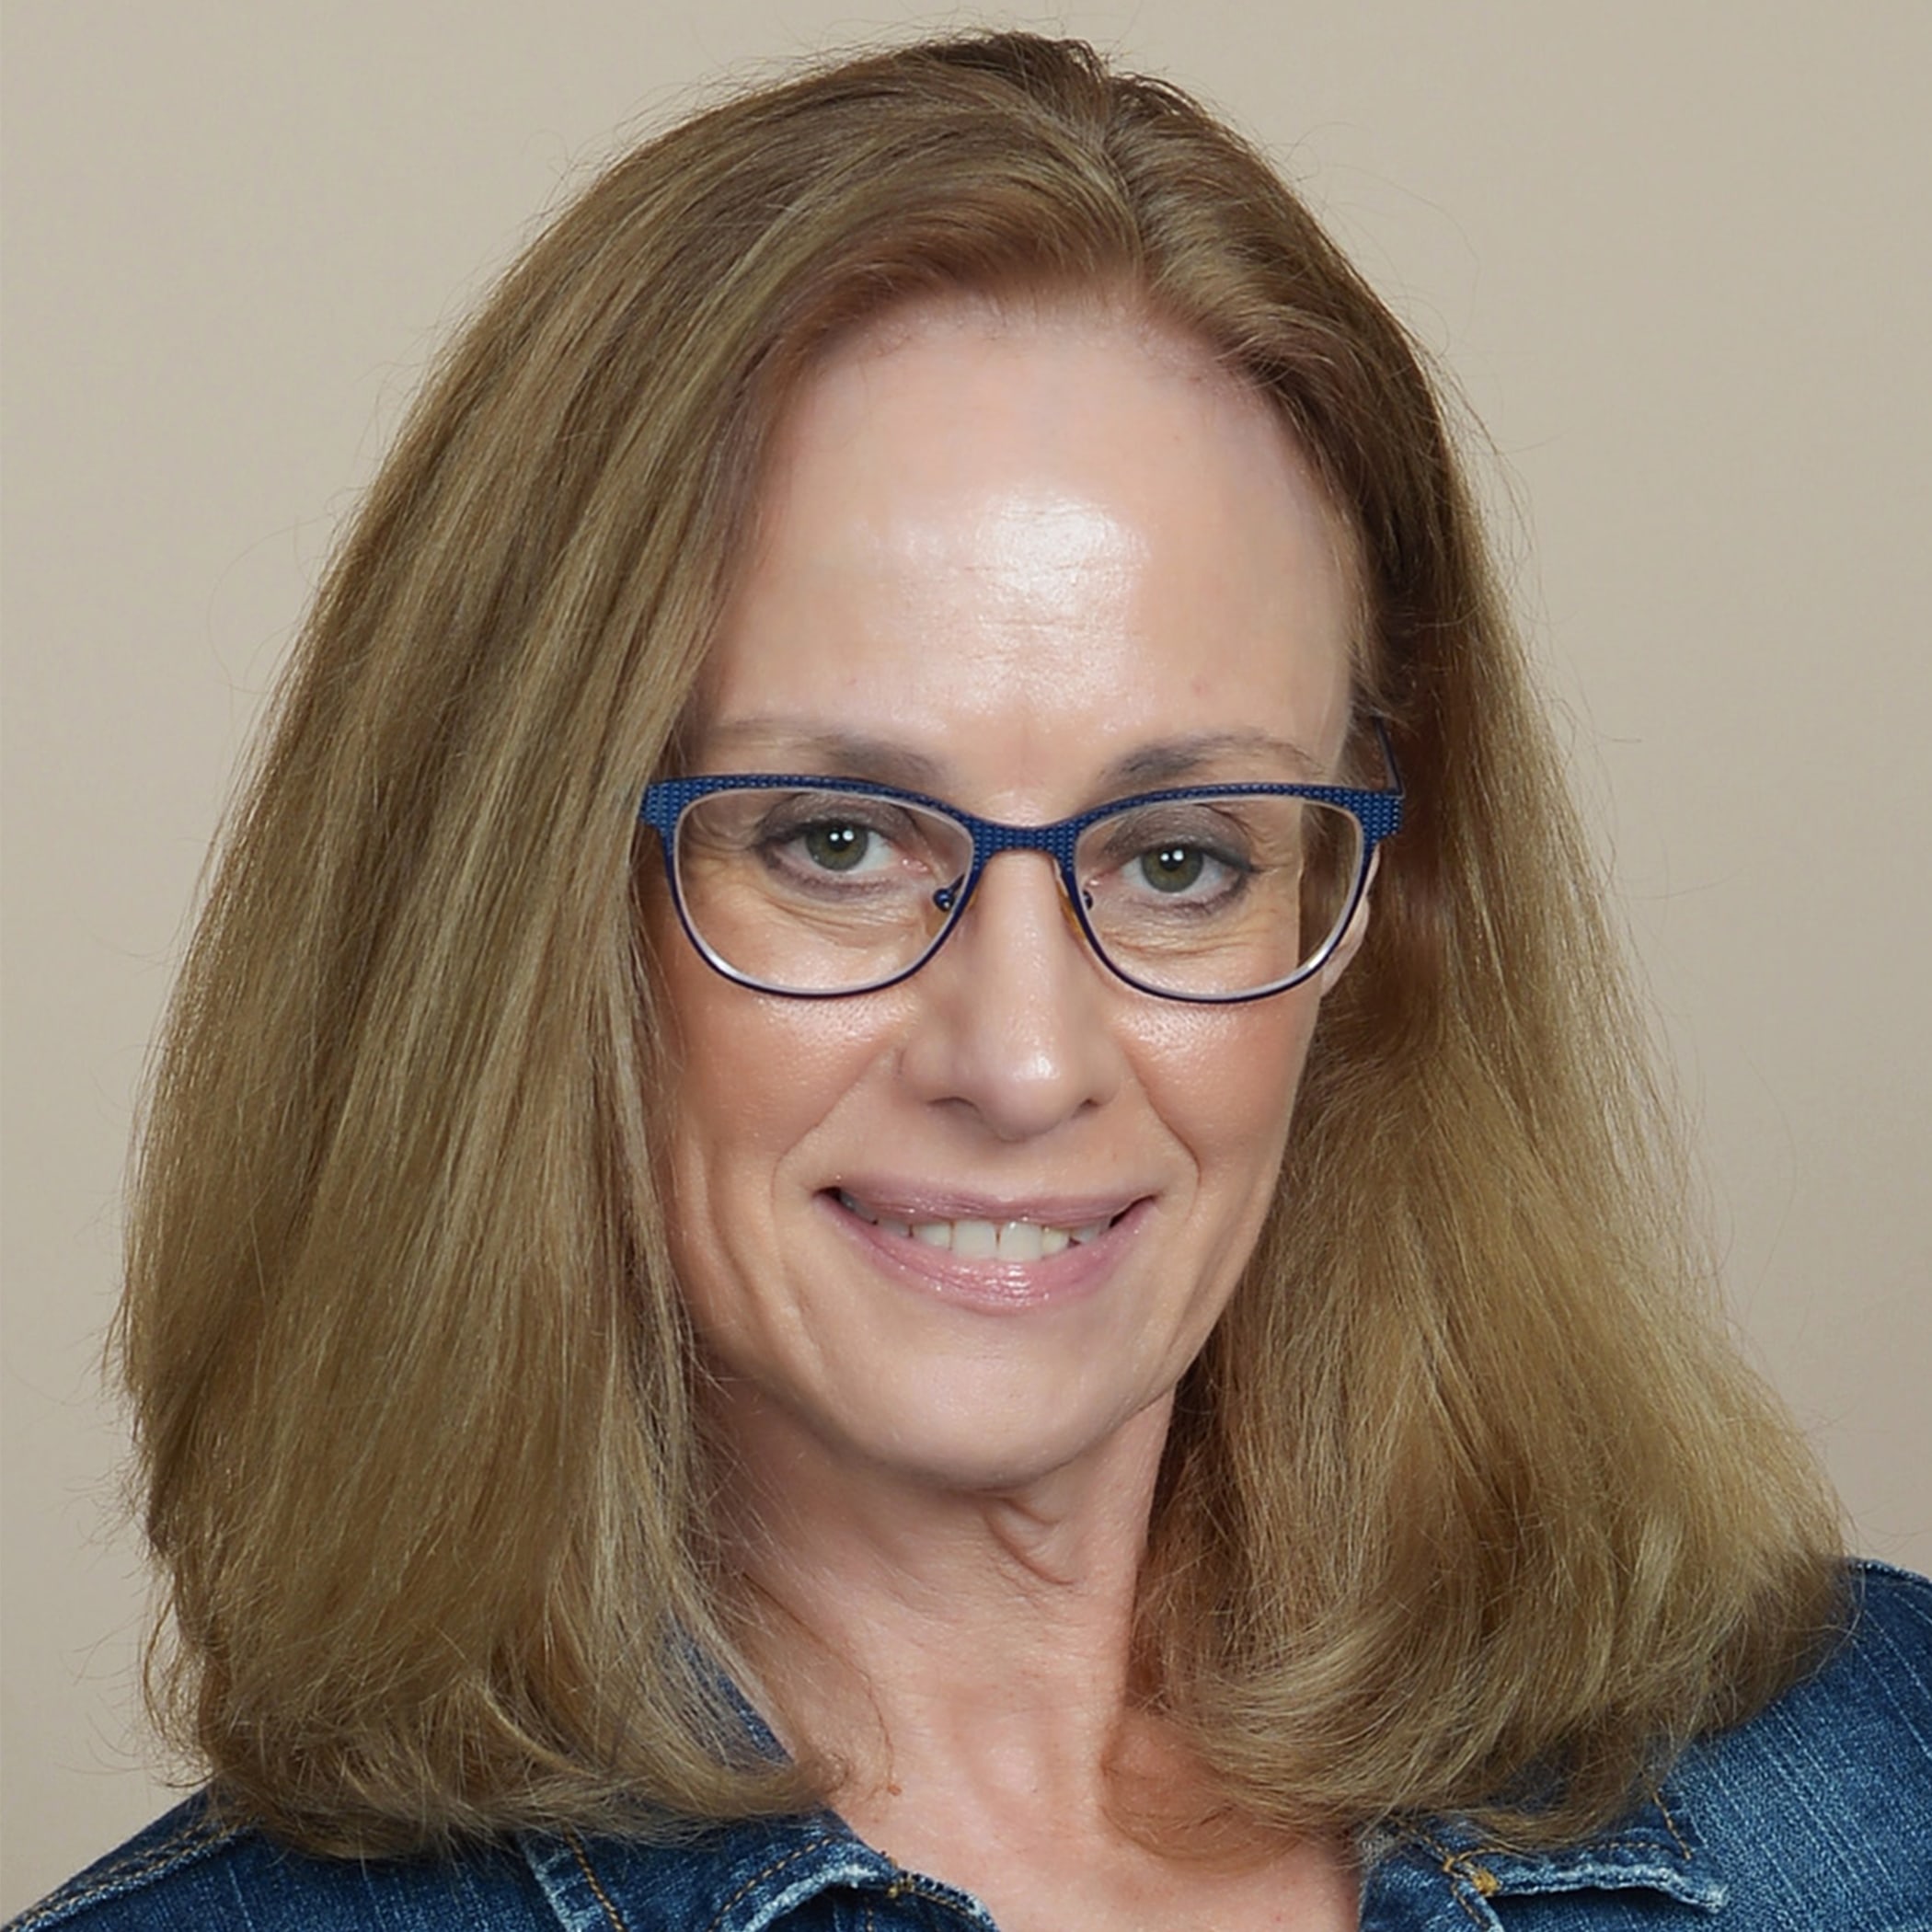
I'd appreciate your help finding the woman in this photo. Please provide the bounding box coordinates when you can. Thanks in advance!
[17,30,1927,1932]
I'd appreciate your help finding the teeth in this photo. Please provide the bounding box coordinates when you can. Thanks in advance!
[841,1190,1113,1258]
[995,1221,1041,1262]
[951,1218,998,1259]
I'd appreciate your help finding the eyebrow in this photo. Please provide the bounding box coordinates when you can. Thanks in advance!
[1099,730,1325,788]
[697,725,948,791]
[696,722,1329,796]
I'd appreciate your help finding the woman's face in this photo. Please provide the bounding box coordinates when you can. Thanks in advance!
[653,298,1363,1498]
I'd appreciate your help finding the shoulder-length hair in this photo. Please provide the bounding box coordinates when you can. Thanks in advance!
[121,31,1841,1857]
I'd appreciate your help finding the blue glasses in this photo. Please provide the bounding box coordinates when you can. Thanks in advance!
[640,741,1402,1004]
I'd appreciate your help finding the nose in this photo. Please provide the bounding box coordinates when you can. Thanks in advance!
[896,850,1125,1140]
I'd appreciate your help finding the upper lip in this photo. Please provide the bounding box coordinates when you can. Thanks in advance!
[826,1179,1149,1227]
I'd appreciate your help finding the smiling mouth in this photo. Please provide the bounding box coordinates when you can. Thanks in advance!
[833,1190,1128,1262]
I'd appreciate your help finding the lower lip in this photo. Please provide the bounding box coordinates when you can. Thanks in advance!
[820,1192,1147,1313]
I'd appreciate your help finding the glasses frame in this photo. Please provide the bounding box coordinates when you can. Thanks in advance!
[638,726,1404,1005]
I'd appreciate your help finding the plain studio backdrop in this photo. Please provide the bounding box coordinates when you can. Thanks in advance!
[3,1,1927,1911]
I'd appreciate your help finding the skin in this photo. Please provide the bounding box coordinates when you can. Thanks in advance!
[651,296,1366,1930]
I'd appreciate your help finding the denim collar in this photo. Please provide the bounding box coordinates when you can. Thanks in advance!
[1359,1787,1726,1928]
[517,1781,1725,1932]
[516,1644,1729,1930]
[520,1810,1000,1932]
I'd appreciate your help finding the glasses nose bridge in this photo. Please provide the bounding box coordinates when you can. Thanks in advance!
[943,811,1088,933]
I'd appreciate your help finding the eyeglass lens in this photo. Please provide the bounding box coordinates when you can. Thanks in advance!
[672,787,1365,998]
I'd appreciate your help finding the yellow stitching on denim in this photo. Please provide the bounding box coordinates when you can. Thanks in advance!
[1651,1789,1694,1863]
[702,1838,840,1932]
[1399,1828,1500,1931]
[1407,1824,1464,1871]
[563,1828,632,1932]
[1417,1815,1696,1869]
[10,1814,241,1929]
[1477,1833,1678,1860]
[880,1871,997,1925]
[1444,1857,1501,1926]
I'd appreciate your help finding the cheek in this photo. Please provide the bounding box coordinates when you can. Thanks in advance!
[650,926,903,1305]
[1133,990,1321,1202]
[659,959,892,1150]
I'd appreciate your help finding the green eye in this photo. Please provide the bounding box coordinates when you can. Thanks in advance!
[803,823,869,871]
[1138,845,1206,893]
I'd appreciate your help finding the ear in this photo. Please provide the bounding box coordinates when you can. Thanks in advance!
[1317,849,1378,994]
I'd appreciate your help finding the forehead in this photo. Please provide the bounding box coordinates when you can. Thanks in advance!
[696,296,1362,803]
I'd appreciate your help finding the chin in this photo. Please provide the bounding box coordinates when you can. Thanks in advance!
[799,1371,1177,1503]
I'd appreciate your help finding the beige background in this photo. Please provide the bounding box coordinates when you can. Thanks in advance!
[4,0,1927,1910]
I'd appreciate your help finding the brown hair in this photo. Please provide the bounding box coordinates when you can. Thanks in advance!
[121,31,1842,1857]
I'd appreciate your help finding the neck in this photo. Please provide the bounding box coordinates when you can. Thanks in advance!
[707,1380,1363,1924]
[714,1383,1176,1825]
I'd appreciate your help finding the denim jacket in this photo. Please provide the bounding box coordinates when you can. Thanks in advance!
[14,1561,1929,1931]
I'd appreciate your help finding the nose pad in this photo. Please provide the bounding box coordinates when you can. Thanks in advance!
[1061,874,1091,940]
